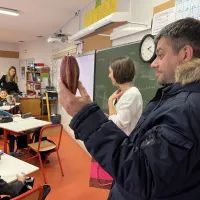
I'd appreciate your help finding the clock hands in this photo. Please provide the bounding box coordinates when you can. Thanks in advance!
[147,46,153,53]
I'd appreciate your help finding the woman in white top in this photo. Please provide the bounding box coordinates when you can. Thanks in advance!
[108,57,143,136]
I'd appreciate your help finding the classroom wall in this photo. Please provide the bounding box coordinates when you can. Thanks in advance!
[18,38,88,152]
[62,0,130,34]
[0,41,20,82]
[19,38,53,66]
[0,41,19,52]
[16,0,166,154]
[0,58,20,78]
[112,0,164,46]
[61,0,163,48]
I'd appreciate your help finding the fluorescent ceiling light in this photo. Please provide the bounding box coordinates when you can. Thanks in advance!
[0,7,19,16]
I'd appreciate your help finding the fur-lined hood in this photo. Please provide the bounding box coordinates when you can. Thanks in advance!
[175,59,200,85]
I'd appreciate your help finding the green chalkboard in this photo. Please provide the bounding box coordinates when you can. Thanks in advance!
[94,42,160,113]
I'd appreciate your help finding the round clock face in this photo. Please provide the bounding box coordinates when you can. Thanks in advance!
[139,34,156,63]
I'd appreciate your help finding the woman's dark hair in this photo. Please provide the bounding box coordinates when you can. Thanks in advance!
[110,57,135,84]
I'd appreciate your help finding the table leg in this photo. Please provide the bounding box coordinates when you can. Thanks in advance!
[3,129,8,153]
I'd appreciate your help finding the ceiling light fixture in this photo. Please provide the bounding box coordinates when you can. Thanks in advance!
[0,7,19,16]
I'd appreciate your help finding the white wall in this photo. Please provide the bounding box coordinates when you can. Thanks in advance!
[61,0,163,47]
[0,41,19,52]
[0,58,20,79]
[60,107,88,154]
[112,0,165,46]
[62,0,131,34]
[19,38,53,66]
[0,41,19,85]
[18,38,53,92]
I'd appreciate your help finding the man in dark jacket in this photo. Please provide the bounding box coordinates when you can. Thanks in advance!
[59,17,200,199]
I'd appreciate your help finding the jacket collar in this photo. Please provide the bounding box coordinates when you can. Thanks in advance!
[172,59,200,94]
[175,59,200,85]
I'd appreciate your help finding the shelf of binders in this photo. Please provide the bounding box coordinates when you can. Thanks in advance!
[26,71,50,96]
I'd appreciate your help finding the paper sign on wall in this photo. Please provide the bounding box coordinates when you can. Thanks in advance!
[152,7,175,35]
[96,0,101,8]
[175,0,200,20]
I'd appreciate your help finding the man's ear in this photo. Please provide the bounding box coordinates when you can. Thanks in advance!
[179,45,193,61]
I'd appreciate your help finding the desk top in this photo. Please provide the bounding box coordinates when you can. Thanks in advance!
[0,103,20,111]
[0,154,39,183]
[0,117,51,132]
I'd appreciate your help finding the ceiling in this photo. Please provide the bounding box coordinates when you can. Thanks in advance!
[0,0,92,43]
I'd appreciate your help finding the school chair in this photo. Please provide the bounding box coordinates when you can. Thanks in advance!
[11,186,43,200]
[26,124,64,183]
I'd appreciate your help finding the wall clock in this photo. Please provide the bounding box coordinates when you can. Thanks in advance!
[139,34,156,63]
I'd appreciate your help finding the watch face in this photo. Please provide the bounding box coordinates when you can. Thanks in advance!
[140,34,156,63]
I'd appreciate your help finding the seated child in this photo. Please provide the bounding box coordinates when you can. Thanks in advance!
[0,110,25,157]
[0,173,51,199]
[0,111,49,160]
[0,89,16,104]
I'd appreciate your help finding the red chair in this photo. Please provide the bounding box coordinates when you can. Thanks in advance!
[11,186,43,200]
[26,124,64,183]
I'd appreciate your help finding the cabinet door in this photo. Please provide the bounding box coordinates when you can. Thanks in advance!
[19,98,41,116]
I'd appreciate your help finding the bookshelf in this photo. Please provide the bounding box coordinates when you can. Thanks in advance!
[26,63,50,96]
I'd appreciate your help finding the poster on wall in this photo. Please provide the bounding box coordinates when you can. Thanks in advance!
[152,7,175,35]
[76,52,95,101]
[175,0,200,20]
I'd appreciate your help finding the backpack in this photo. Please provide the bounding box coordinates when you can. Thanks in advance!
[29,138,56,162]
[0,117,13,123]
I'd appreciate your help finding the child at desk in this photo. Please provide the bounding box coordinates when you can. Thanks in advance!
[0,110,25,157]
[0,89,16,106]
[0,111,51,161]
[0,173,51,199]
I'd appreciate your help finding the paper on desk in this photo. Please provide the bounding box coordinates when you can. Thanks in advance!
[152,7,175,35]
[13,116,34,122]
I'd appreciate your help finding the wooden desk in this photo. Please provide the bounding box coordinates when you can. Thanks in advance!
[0,117,51,153]
[0,153,39,183]
[19,97,41,116]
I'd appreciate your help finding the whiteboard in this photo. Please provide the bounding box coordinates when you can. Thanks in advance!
[52,52,95,101]
[76,53,95,101]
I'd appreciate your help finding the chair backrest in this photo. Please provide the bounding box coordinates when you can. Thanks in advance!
[38,124,63,151]
[11,186,43,200]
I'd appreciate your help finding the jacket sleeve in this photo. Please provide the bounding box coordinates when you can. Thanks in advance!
[0,110,13,118]
[0,75,6,89]
[13,82,20,93]
[70,102,195,198]
[0,178,24,197]
[109,93,142,130]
